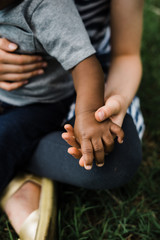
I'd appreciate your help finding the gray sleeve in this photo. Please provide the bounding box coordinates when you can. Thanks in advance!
[30,0,96,70]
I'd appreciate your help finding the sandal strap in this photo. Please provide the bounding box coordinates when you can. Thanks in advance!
[19,209,39,240]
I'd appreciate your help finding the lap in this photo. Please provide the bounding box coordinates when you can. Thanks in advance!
[0,101,69,159]
[0,97,73,192]
[28,113,142,190]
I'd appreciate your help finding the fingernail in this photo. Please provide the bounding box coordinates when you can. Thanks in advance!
[84,164,92,170]
[97,111,104,121]
[8,43,17,50]
[96,163,104,167]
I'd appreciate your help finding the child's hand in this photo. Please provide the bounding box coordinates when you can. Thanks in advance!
[62,111,124,170]
[62,94,126,169]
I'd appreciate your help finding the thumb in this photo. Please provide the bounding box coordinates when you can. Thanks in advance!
[0,38,18,52]
[95,98,120,122]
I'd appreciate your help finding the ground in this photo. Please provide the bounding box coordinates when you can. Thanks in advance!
[0,0,160,239]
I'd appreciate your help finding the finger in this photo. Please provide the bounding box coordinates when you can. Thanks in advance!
[68,147,82,159]
[0,62,47,74]
[0,38,18,52]
[63,124,80,148]
[64,124,74,134]
[0,80,28,91]
[0,69,44,82]
[95,98,120,122]
[92,138,104,167]
[79,156,84,167]
[102,133,114,153]
[0,49,42,64]
[110,124,124,144]
[81,139,93,170]
[62,132,80,149]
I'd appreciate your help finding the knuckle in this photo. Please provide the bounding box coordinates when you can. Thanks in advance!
[83,148,92,154]
[113,98,121,109]
[94,144,103,152]
[18,66,25,73]
[105,106,112,117]
[111,124,120,132]
[81,132,90,139]
[106,137,114,146]
[17,57,25,65]
[0,65,3,72]
[16,75,23,81]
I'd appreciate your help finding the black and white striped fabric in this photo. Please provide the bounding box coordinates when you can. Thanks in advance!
[68,0,145,139]
[75,0,111,71]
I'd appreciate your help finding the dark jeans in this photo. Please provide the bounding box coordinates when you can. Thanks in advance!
[0,95,142,193]
[27,114,142,190]
[0,95,74,193]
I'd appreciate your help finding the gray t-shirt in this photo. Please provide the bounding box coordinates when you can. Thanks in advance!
[0,0,95,106]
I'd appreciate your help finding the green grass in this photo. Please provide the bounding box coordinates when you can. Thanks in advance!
[1,1,160,239]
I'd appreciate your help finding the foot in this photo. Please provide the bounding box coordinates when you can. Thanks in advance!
[3,181,41,234]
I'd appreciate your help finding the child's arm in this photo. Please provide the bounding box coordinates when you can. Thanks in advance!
[71,55,104,169]
[71,55,124,170]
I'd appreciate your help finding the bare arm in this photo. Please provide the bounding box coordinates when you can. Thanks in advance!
[62,0,144,161]
[95,0,144,126]
[71,55,105,169]
[72,55,104,115]
[69,55,124,169]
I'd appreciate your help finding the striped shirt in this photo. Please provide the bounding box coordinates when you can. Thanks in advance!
[75,0,111,72]
[67,0,145,139]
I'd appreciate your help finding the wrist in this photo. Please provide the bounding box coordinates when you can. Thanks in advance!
[75,107,99,118]
[104,55,142,108]
[75,94,104,116]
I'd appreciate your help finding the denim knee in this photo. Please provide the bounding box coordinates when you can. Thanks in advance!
[79,117,142,190]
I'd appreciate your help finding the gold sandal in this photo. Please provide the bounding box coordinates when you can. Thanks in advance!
[0,174,57,240]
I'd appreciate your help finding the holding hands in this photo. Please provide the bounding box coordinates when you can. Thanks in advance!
[62,95,125,170]
[0,39,135,171]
